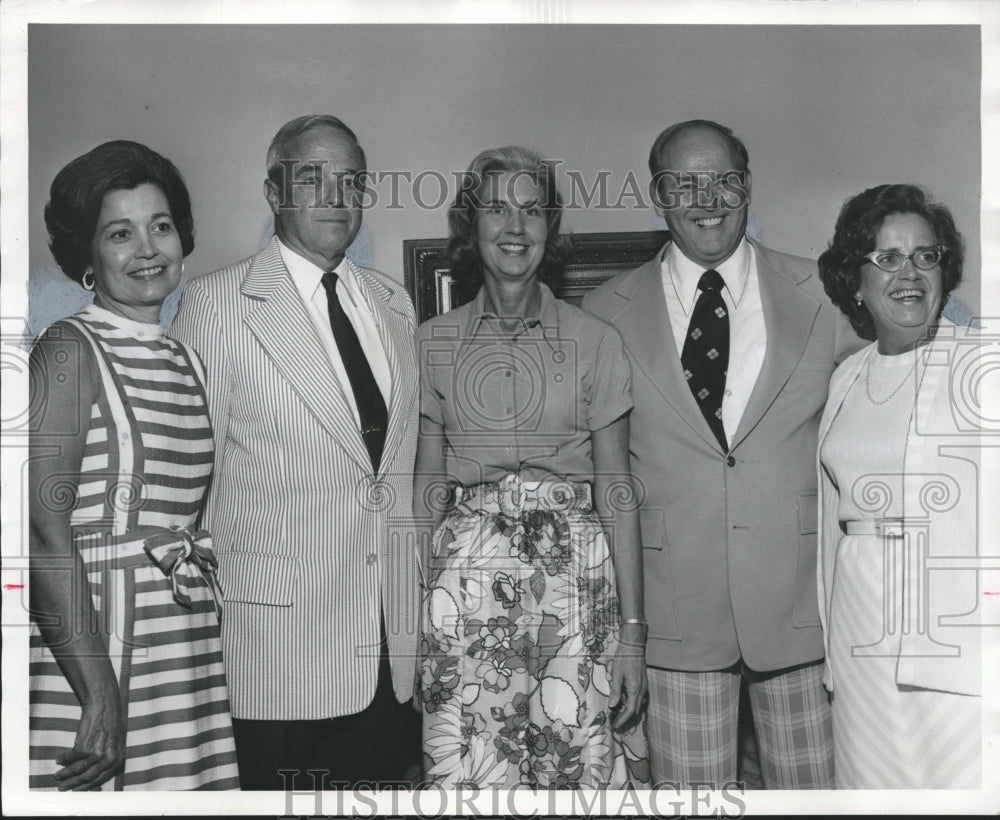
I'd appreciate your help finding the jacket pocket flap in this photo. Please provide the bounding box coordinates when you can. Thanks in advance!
[639,507,664,550]
[797,491,818,536]
[218,552,297,606]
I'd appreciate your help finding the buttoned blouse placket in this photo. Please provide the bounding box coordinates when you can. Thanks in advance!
[469,314,521,471]
[500,326,519,467]
[526,318,562,474]
[468,309,560,476]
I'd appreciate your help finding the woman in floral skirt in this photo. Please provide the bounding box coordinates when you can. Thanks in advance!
[413,146,650,788]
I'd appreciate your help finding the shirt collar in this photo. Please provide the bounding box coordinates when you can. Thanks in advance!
[466,282,560,348]
[277,237,354,302]
[663,238,751,314]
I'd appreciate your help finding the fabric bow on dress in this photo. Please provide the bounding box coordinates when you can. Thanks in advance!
[143,527,223,618]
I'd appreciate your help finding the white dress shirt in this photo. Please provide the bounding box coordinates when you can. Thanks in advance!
[661,238,767,443]
[279,239,392,425]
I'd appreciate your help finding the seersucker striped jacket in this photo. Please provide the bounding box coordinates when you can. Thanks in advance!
[171,237,420,720]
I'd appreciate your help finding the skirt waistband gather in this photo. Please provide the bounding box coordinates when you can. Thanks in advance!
[454,473,593,513]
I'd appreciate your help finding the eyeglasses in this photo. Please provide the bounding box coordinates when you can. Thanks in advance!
[863,245,946,273]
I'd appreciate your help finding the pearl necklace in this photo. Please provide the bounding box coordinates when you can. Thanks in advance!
[864,350,916,406]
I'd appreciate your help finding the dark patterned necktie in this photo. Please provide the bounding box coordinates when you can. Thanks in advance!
[681,269,730,451]
[320,271,388,472]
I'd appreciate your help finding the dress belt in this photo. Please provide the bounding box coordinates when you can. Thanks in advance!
[843,518,905,538]
[75,525,223,617]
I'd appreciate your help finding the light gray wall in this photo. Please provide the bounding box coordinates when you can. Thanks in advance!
[28,24,981,312]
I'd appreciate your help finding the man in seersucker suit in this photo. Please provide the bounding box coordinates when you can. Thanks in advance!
[172,115,420,790]
[583,119,862,789]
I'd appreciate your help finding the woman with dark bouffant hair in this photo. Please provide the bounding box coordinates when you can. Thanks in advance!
[817,184,964,342]
[815,183,983,788]
[29,141,239,790]
[412,146,649,788]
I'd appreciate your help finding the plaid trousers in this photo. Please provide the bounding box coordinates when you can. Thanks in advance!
[646,661,834,789]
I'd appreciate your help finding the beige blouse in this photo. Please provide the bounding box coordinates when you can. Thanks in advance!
[417,283,632,487]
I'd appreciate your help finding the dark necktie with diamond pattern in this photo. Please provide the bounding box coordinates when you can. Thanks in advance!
[320,271,388,472]
[681,268,730,452]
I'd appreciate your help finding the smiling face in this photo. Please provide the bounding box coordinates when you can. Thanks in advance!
[265,124,364,270]
[859,212,944,354]
[90,183,183,323]
[474,171,548,286]
[654,125,751,269]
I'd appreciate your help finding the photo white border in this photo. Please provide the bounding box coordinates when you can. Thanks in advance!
[2,0,998,815]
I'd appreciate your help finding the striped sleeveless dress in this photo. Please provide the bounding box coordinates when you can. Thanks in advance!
[29,304,240,790]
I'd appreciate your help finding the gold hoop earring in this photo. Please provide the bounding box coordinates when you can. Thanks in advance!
[82,268,95,291]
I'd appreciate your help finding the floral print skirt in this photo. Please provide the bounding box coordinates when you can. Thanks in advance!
[419,473,650,788]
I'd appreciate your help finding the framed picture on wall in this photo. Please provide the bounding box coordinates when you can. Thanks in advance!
[403,230,670,323]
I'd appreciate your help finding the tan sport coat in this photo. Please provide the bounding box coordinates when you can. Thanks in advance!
[172,237,420,719]
[583,239,860,672]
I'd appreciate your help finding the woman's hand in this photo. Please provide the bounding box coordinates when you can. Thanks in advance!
[591,417,649,733]
[609,624,648,732]
[54,692,125,791]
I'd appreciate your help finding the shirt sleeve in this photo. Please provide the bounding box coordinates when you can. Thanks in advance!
[584,322,633,431]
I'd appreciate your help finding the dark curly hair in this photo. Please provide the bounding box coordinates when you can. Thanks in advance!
[44,140,195,284]
[446,146,571,301]
[817,184,963,341]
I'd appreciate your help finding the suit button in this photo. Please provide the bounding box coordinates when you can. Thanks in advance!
[366,553,377,566]
[726,455,736,467]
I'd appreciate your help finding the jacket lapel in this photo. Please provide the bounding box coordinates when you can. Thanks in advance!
[240,239,373,473]
[817,344,868,457]
[613,253,722,450]
[730,241,823,449]
[353,265,418,478]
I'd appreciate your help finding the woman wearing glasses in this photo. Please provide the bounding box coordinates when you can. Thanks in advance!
[815,184,983,788]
